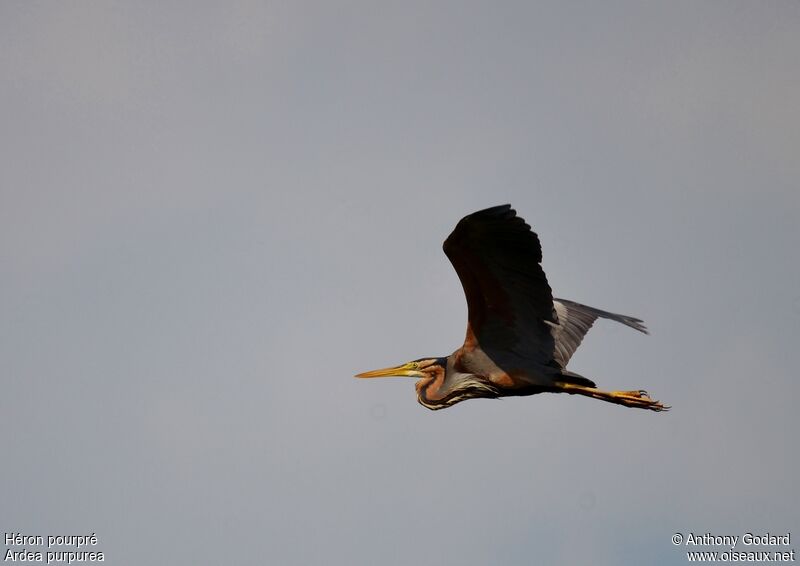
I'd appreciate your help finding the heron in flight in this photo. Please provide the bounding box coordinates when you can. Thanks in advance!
[356,204,667,412]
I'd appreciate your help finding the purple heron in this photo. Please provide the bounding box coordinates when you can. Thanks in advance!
[356,204,667,412]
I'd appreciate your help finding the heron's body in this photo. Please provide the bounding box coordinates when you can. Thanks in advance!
[356,205,667,412]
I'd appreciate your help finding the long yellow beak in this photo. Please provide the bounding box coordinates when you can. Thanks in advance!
[355,362,424,379]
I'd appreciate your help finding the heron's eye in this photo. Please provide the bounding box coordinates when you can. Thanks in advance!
[408,362,419,369]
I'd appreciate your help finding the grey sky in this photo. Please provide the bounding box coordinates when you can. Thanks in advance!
[2,2,798,565]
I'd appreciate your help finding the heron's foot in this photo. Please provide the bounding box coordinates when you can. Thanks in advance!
[607,389,669,412]
[556,383,669,412]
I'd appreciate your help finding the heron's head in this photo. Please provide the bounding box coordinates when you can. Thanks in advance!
[355,357,498,410]
[355,357,446,381]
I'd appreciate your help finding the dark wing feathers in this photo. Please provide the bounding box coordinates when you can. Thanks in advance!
[551,298,648,367]
[443,204,648,369]
[443,205,557,360]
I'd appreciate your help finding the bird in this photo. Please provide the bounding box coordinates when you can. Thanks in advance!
[355,204,667,412]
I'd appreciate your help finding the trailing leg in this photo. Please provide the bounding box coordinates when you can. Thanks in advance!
[555,382,669,412]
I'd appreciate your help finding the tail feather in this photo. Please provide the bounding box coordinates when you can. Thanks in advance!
[558,369,597,389]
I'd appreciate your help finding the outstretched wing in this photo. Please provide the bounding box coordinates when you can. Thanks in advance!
[443,205,557,362]
[551,298,649,367]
